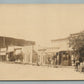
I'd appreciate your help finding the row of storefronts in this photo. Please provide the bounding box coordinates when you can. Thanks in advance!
[0,35,79,67]
[38,49,73,66]
[38,37,74,66]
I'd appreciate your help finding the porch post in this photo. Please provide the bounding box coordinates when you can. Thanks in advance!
[30,45,33,64]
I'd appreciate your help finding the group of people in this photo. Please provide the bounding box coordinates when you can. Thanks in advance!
[47,56,56,67]
[47,52,71,67]
[73,55,84,72]
[47,53,84,70]
[47,54,60,67]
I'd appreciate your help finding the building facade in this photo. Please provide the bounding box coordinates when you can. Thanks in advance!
[51,37,70,51]
[51,37,73,66]
[0,36,38,64]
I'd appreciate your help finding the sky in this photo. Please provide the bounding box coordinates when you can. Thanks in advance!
[0,4,84,47]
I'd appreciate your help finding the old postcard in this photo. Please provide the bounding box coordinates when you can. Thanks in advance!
[0,4,84,80]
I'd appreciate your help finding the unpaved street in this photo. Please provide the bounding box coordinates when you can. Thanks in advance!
[0,62,84,80]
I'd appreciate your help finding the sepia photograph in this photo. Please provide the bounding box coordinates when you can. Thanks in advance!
[0,4,84,80]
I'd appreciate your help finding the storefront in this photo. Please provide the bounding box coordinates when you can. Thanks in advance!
[0,36,35,64]
[56,51,72,66]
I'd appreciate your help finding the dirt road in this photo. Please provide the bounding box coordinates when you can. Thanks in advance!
[0,62,84,80]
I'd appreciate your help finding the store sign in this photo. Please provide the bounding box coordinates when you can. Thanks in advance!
[0,48,6,55]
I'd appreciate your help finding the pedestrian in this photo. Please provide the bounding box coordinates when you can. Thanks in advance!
[48,56,51,67]
[75,55,80,71]
[52,55,56,68]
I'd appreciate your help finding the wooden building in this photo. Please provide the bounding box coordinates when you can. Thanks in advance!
[51,37,73,66]
[0,36,37,64]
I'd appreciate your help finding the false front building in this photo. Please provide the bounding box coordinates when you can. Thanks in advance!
[51,37,73,66]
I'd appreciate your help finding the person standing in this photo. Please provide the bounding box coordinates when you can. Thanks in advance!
[48,56,51,67]
[75,55,80,71]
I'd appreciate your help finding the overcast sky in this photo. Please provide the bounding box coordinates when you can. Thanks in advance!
[0,4,84,47]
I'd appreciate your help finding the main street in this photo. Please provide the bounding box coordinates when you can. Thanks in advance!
[0,62,84,80]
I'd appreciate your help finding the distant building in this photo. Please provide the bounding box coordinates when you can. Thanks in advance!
[38,47,59,65]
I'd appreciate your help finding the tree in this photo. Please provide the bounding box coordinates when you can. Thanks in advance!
[69,31,84,58]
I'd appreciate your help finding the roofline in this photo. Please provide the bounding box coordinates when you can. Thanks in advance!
[70,31,84,36]
[0,36,35,42]
[51,37,69,42]
[0,36,35,47]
